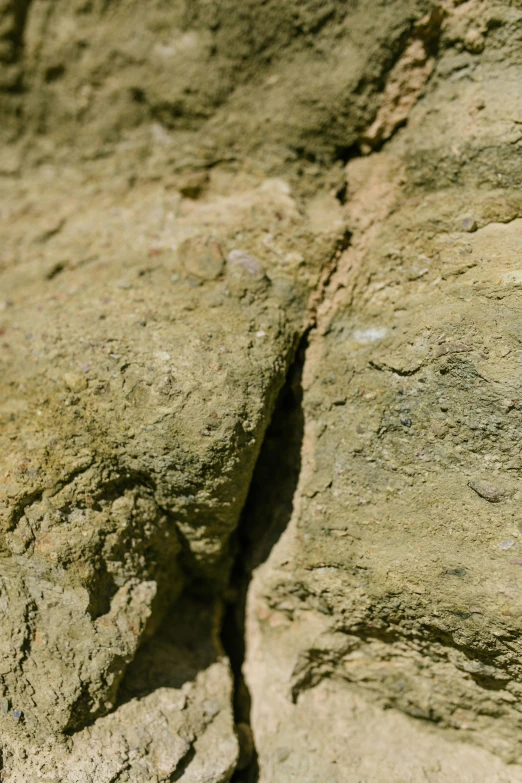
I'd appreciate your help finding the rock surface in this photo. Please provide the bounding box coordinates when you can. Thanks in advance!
[0,162,344,775]
[3,596,238,783]
[2,0,522,780]
[4,0,431,162]
[245,1,522,778]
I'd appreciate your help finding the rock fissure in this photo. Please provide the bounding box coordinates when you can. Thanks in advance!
[3,0,522,780]
[221,336,308,782]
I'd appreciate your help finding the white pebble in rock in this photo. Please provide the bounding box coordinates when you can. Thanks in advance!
[227,250,266,281]
[178,235,225,281]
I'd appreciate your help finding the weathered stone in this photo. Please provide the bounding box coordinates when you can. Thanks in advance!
[245,1,522,777]
[3,0,432,164]
[0,166,345,752]
[2,596,239,782]
[2,0,522,779]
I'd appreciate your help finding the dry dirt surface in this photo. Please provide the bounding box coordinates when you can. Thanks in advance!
[1,1,522,781]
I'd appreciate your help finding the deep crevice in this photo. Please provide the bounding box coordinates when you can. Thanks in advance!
[334,142,361,166]
[220,335,307,782]
[109,335,309,780]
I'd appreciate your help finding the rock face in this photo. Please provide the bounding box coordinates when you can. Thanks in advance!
[2,0,522,780]
[3,0,433,161]
[245,0,522,779]
[3,596,238,783]
[0,163,345,775]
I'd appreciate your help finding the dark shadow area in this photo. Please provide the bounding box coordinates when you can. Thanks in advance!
[221,336,307,782]
[118,594,220,704]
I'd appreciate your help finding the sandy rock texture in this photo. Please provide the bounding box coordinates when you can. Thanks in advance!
[0,160,344,777]
[4,596,238,783]
[3,0,434,163]
[1,0,522,780]
[245,0,522,779]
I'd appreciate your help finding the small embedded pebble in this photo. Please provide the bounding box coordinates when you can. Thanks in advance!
[461,216,477,232]
[353,327,387,344]
[227,250,266,281]
[12,709,22,723]
[468,480,510,503]
[431,422,447,437]
[464,29,485,53]
[1,698,9,715]
[499,540,515,550]
[116,279,131,289]
[445,567,467,577]
[178,235,224,281]
[177,170,209,199]
[435,342,472,357]
[63,372,87,392]
[406,266,429,281]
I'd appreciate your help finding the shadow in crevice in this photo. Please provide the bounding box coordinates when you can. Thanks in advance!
[114,337,307,781]
[221,336,307,783]
[2,0,33,78]
[117,594,220,705]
